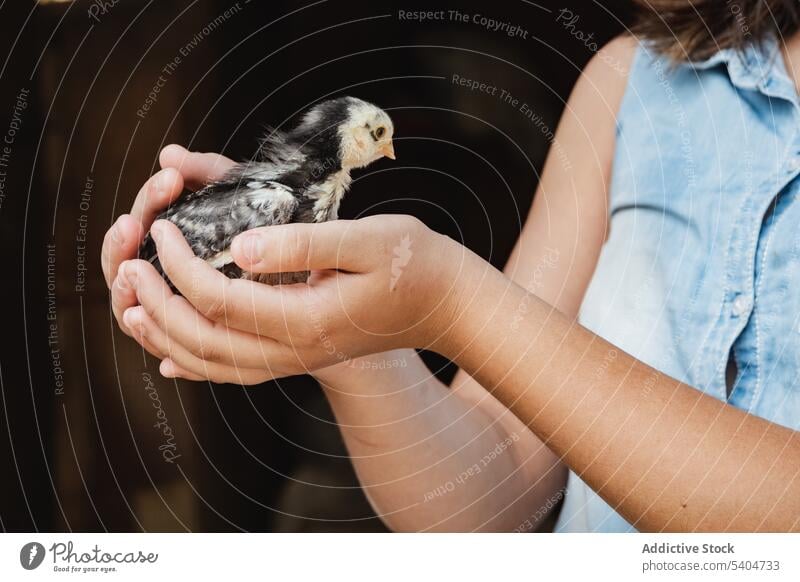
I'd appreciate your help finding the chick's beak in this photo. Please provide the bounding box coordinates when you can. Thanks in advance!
[380,141,396,160]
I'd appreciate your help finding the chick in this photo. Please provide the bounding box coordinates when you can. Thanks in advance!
[140,96,395,286]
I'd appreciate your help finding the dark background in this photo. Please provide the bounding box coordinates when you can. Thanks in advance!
[0,0,632,532]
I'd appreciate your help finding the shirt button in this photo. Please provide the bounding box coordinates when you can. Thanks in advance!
[788,157,800,172]
[732,295,751,317]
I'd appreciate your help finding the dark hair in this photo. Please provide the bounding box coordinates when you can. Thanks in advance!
[633,0,800,61]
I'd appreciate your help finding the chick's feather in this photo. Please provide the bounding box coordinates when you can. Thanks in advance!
[139,97,367,288]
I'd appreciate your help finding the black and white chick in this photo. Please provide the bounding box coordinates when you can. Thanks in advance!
[140,96,395,286]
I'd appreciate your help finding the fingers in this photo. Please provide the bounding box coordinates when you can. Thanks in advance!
[122,307,167,359]
[159,359,206,381]
[106,145,235,340]
[151,220,308,338]
[159,144,236,190]
[230,220,372,274]
[104,167,183,336]
[123,305,271,385]
[111,267,141,336]
[101,213,143,289]
[121,258,300,371]
[130,167,184,230]
[104,165,185,290]
[107,145,234,289]
[129,146,236,230]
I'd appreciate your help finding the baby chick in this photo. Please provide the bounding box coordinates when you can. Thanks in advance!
[140,96,395,286]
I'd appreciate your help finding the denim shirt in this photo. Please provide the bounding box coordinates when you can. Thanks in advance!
[555,37,800,532]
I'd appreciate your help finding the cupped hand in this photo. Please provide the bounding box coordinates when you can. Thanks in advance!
[116,214,469,384]
[101,145,235,341]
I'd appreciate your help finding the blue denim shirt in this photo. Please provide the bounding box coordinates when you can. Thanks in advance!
[555,37,800,532]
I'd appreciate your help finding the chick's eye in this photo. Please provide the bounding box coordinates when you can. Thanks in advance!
[375,126,386,139]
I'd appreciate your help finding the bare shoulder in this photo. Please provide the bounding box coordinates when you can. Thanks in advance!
[598,34,639,65]
[574,34,638,113]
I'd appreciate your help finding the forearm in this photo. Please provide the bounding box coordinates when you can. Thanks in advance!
[439,243,800,532]
[314,351,563,532]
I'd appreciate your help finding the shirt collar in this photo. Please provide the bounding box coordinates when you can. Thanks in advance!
[684,35,799,106]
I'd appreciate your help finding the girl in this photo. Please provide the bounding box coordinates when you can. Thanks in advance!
[103,0,800,531]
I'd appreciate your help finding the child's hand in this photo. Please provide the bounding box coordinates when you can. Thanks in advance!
[101,145,235,340]
[115,214,470,383]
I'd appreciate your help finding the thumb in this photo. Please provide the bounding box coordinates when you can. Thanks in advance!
[159,144,236,190]
[231,220,370,274]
